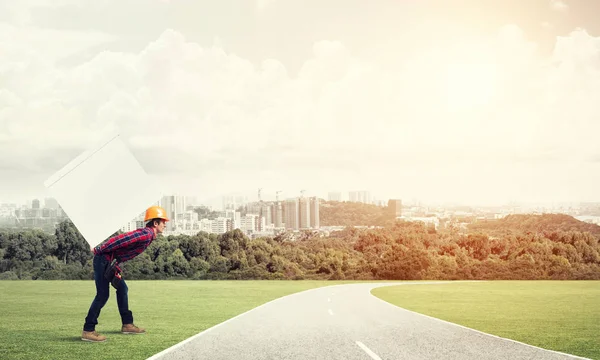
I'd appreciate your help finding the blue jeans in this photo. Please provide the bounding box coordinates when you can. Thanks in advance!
[83,254,133,331]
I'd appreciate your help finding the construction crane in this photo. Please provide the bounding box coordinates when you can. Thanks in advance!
[276,190,282,202]
[258,188,263,202]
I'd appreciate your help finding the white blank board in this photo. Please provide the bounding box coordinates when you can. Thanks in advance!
[44,132,163,248]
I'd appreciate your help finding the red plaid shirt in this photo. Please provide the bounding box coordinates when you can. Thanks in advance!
[93,227,156,263]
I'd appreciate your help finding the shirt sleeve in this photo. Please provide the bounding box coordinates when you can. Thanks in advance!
[96,231,138,254]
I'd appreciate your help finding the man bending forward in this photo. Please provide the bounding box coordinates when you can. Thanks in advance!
[81,205,168,342]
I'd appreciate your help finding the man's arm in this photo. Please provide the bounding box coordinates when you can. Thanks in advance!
[95,230,141,255]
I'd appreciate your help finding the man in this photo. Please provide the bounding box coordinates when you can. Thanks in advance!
[81,205,169,342]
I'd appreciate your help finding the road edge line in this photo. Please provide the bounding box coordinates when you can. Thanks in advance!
[368,282,592,360]
[145,282,353,360]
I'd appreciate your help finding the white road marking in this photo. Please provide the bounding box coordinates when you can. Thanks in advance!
[356,341,382,360]
[328,309,334,315]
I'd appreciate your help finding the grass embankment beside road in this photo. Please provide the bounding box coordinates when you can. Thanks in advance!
[0,280,359,360]
[372,281,600,360]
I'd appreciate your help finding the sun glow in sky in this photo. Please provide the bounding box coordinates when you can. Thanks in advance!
[445,62,499,111]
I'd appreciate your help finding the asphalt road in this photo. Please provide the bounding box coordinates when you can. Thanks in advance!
[147,281,589,360]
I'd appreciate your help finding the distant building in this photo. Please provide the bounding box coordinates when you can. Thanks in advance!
[349,191,371,204]
[328,192,342,201]
[388,199,402,218]
[310,197,320,229]
[299,197,311,229]
[222,195,248,211]
[284,198,299,230]
[44,198,59,209]
[212,217,232,233]
[160,195,176,230]
[246,201,272,231]
[241,214,259,233]
[272,201,284,228]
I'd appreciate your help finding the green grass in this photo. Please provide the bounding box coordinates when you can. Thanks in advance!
[372,281,600,360]
[0,280,359,360]
[2,280,598,360]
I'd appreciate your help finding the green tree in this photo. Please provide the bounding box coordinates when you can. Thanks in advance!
[54,220,92,265]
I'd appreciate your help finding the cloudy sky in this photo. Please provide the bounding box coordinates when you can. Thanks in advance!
[1,0,600,207]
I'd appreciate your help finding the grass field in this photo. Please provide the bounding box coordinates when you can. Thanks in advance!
[0,280,597,360]
[0,280,355,360]
[372,281,600,360]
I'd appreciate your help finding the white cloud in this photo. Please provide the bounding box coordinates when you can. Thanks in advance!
[2,22,600,204]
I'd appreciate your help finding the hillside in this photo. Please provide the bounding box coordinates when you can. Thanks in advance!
[319,201,393,226]
[469,213,600,236]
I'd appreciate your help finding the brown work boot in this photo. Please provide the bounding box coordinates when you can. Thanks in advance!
[121,323,145,334]
[81,330,107,342]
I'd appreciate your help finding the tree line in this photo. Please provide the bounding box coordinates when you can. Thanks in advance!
[0,210,598,280]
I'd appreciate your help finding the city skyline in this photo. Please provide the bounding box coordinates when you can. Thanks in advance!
[2,1,600,207]
[4,184,600,211]
[4,187,596,215]
[6,190,600,239]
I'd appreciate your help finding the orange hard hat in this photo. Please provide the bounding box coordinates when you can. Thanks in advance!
[144,206,169,222]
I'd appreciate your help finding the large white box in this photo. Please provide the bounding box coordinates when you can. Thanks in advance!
[44,131,163,248]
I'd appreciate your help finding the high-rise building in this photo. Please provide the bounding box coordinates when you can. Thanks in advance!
[349,191,371,204]
[160,195,178,231]
[246,202,261,215]
[261,205,272,230]
[299,197,310,229]
[271,201,283,228]
[310,197,320,229]
[175,195,186,218]
[284,198,299,230]
[388,199,402,218]
[280,196,320,230]
[246,201,272,230]
[32,199,40,209]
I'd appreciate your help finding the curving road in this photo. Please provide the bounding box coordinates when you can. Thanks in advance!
[147,281,589,360]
